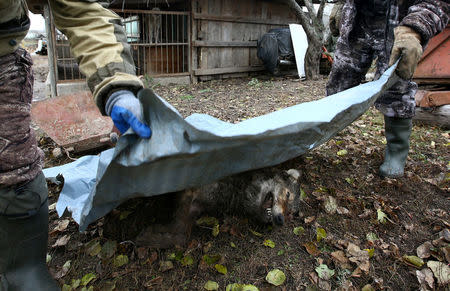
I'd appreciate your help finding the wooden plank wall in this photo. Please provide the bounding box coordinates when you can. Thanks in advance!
[192,0,296,81]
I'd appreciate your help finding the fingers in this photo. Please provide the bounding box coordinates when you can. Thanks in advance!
[128,114,152,138]
[388,46,401,67]
[111,106,152,138]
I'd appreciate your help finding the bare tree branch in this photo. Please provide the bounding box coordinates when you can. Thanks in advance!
[284,0,315,39]
[317,0,326,23]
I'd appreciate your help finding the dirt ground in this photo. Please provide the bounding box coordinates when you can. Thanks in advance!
[37,69,449,290]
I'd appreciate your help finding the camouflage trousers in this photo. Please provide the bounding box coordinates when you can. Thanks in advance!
[326,26,417,119]
[0,48,43,187]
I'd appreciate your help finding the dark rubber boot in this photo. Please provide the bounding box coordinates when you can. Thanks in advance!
[0,201,60,291]
[379,116,412,178]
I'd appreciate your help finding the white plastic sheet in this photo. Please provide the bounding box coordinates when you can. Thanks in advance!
[44,64,399,230]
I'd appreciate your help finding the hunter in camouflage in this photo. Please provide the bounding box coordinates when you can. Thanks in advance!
[1,1,151,290]
[327,0,448,178]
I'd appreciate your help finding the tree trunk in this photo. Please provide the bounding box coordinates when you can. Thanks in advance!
[304,42,322,80]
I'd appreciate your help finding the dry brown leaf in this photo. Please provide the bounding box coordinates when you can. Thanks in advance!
[331,250,349,264]
[303,242,321,256]
[50,219,70,235]
[416,268,434,290]
[304,216,315,224]
[417,241,433,259]
[52,234,70,248]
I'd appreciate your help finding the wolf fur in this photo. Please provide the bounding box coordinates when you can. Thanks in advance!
[134,168,301,248]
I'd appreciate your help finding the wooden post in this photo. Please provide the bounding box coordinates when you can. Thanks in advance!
[190,0,198,83]
[43,4,57,97]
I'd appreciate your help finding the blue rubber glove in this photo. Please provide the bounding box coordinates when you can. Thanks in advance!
[105,90,152,138]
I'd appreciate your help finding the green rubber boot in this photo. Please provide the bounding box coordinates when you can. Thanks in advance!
[379,116,412,178]
[0,201,60,291]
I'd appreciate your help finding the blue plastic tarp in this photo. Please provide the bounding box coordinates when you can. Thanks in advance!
[44,65,400,230]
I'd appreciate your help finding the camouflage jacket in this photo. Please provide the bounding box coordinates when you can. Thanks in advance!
[0,0,143,113]
[339,0,449,48]
[0,0,142,186]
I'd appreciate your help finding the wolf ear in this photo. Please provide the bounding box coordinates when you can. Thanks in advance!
[286,169,300,181]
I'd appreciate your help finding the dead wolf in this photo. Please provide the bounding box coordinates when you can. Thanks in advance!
[130,167,301,248]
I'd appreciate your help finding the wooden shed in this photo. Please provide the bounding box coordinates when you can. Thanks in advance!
[46,0,297,94]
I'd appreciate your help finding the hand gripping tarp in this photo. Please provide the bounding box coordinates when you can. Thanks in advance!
[44,65,400,230]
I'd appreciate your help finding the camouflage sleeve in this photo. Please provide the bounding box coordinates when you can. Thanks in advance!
[48,0,143,115]
[401,0,449,45]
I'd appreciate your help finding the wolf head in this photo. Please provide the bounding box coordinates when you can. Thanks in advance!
[252,169,301,225]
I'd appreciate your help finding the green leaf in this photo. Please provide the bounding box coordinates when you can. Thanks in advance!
[71,279,81,289]
[230,242,236,248]
[364,248,375,258]
[366,232,378,242]
[113,255,129,267]
[337,149,348,156]
[277,249,285,256]
[226,284,259,291]
[293,226,305,236]
[215,264,228,275]
[377,209,388,224]
[99,240,117,259]
[315,264,335,280]
[266,269,286,286]
[300,188,307,200]
[403,255,424,268]
[46,254,52,264]
[345,177,354,184]
[249,229,263,237]
[204,280,219,290]
[316,227,327,242]
[202,254,221,265]
[62,284,72,291]
[85,240,101,257]
[81,273,96,286]
[196,216,219,226]
[212,224,220,237]
[181,255,194,267]
[81,287,94,291]
[263,239,276,248]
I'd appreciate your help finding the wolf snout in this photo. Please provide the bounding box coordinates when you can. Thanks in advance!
[274,214,284,225]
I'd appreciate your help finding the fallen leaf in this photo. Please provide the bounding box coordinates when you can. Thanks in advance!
[361,284,375,291]
[55,260,71,279]
[85,239,101,257]
[331,250,349,264]
[266,269,286,286]
[304,216,315,224]
[113,255,129,268]
[293,226,305,235]
[303,242,321,256]
[181,255,194,267]
[337,149,348,156]
[377,209,388,224]
[52,234,70,248]
[81,273,96,286]
[315,264,335,280]
[204,280,219,290]
[225,283,258,291]
[215,264,227,275]
[159,261,173,272]
[212,224,220,237]
[196,216,219,226]
[51,219,70,234]
[202,254,221,266]
[324,196,338,214]
[417,241,433,259]
[99,240,117,259]
[366,232,378,242]
[416,268,434,290]
[263,239,275,248]
[249,229,263,237]
[71,279,81,289]
[403,255,424,268]
[316,227,327,242]
[427,261,450,284]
